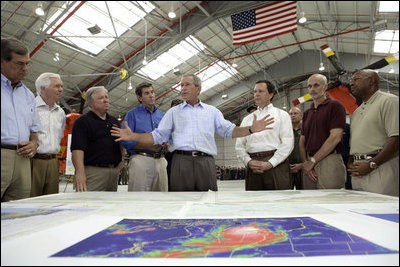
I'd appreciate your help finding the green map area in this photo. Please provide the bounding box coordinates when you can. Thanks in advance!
[52,217,398,258]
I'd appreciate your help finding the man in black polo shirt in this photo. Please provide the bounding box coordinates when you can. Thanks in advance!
[71,86,123,192]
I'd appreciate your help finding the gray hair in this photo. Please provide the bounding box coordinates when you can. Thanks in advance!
[35,72,61,96]
[86,86,108,103]
[182,74,202,87]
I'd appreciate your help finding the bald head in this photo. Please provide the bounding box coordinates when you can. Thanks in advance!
[350,69,379,101]
[289,106,302,126]
[289,107,302,114]
[307,73,328,102]
[356,69,379,86]
[308,74,328,85]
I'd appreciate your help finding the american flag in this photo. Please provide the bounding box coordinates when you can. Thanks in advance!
[231,1,298,45]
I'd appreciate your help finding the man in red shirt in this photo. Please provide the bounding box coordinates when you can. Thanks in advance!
[299,74,347,189]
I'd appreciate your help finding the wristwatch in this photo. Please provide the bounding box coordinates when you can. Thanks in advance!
[310,156,316,164]
[369,161,378,170]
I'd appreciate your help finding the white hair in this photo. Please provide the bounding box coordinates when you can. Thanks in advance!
[35,72,61,96]
[86,86,108,103]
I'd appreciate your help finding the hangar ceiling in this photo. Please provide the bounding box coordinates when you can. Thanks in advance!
[1,1,398,121]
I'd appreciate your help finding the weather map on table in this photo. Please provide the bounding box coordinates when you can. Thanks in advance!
[52,217,398,258]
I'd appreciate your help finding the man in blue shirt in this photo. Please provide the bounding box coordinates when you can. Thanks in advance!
[1,38,42,202]
[112,74,275,191]
[120,82,169,191]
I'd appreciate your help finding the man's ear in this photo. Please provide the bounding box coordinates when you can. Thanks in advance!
[196,86,201,95]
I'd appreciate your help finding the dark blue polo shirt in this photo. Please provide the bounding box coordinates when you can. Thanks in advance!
[71,111,121,166]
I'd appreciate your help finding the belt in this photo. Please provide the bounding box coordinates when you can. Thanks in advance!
[249,150,276,158]
[136,152,164,159]
[1,143,18,150]
[89,163,119,168]
[175,150,213,157]
[33,153,57,160]
[352,151,380,161]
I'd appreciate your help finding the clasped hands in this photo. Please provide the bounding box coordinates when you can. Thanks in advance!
[347,161,371,177]
[248,160,273,173]
[16,141,38,158]
[302,160,318,183]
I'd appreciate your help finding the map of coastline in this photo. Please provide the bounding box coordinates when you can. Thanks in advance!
[52,217,398,258]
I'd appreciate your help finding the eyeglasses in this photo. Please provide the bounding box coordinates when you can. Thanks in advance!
[11,61,31,68]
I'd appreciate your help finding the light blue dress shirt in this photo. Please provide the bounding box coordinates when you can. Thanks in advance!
[152,101,236,156]
[1,73,42,144]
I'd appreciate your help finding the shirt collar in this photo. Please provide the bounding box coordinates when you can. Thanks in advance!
[35,95,60,111]
[258,103,273,111]
[88,110,109,121]
[310,97,330,109]
[1,73,24,89]
[364,90,380,105]
[181,100,204,109]
[140,103,158,113]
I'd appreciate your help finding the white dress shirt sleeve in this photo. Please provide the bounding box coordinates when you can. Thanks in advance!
[235,114,252,166]
[267,110,294,167]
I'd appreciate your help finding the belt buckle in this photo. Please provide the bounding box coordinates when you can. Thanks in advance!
[354,154,371,160]
[192,151,198,157]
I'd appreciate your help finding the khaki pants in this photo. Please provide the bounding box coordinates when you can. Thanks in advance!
[84,165,119,191]
[302,153,346,189]
[128,154,168,192]
[1,148,31,202]
[352,155,399,197]
[30,158,59,197]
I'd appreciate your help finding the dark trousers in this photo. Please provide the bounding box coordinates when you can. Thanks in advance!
[290,171,303,190]
[170,154,217,191]
[246,156,291,191]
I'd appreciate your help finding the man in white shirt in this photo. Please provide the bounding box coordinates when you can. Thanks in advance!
[236,80,294,190]
[31,73,66,197]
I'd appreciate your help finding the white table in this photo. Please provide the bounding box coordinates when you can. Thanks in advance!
[1,189,398,266]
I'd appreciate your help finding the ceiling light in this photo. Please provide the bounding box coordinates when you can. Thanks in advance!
[298,12,307,24]
[232,62,238,68]
[389,67,395,73]
[142,20,148,66]
[319,62,325,71]
[168,11,176,19]
[35,2,45,16]
[168,2,176,19]
[127,78,133,90]
[53,52,60,62]
[173,68,181,76]
[221,94,228,100]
